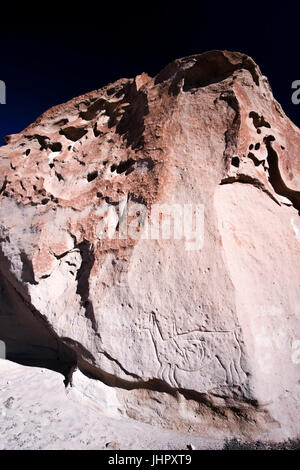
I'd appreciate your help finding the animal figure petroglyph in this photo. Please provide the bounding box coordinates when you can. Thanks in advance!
[145,313,247,389]
[147,313,206,388]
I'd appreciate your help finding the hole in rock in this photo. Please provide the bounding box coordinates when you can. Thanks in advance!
[264,135,300,213]
[110,158,135,175]
[93,123,101,137]
[55,172,64,182]
[54,118,69,127]
[231,156,240,168]
[249,111,271,129]
[248,152,261,166]
[87,171,98,182]
[59,127,88,142]
[49,142,62,152]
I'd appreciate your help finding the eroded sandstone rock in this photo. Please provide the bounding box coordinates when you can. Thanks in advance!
[0,50,299,440]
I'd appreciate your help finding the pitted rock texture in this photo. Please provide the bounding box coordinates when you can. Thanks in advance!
[0,50,299,440]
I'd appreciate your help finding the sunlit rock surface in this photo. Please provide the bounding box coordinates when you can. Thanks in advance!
[0,51,299,442]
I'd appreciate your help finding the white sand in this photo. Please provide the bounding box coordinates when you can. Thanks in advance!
[0,359,223,450]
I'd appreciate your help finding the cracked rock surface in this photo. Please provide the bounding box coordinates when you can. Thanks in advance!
[0,50,299,442]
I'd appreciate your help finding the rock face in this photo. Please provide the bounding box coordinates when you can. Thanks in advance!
[0,50,299,441]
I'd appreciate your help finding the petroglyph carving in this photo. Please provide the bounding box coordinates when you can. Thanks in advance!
[144,313,247,389]
[146,313,205,387]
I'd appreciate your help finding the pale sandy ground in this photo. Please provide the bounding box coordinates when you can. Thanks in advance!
[0,359,224,450]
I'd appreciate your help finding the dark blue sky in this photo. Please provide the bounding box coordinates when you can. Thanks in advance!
[0,1,299,143]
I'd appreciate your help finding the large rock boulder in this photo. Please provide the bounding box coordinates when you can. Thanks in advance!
[0,50,299,441]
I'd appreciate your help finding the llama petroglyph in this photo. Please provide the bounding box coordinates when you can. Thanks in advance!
[146,313,206,388]
[144,313,247,390]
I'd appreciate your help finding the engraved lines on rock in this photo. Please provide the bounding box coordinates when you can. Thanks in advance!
[142,312,244,389]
